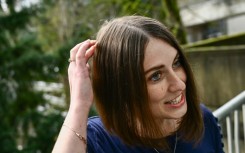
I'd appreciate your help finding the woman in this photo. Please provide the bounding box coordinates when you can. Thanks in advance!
[52,16,224,153]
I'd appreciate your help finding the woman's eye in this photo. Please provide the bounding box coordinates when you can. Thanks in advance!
[173,59,182,69]
[150,71,162,82]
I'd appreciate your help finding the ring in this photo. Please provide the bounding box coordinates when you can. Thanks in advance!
[68,58,75,62]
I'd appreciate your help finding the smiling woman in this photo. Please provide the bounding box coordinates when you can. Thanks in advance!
[52,16,224,153]
[145,38,188,125]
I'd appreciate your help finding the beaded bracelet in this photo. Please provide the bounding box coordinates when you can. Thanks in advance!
[63,124,87,145]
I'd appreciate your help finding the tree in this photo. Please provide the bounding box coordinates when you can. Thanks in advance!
[163,0,187,44]
[0,0,62,152]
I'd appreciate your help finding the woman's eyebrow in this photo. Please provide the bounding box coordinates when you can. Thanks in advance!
[173,53,180,61]
[144,65,165,75]
[144,53,179,75]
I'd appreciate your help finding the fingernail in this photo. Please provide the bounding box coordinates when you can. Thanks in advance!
[84,39,90,44]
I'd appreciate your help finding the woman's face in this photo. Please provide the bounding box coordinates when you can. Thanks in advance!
[144,38,187,123]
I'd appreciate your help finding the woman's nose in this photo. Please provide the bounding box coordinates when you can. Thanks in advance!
[168,70,186,93]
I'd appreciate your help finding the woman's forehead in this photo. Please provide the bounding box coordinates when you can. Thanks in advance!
[144,38,177,69]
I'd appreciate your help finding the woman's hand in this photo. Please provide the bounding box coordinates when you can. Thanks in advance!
[52,40,96,153]
[68,39,96,110]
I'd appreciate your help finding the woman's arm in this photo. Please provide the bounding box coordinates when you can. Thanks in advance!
[52,40,96,153]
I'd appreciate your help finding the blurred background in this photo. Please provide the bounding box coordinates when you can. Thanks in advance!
[0,0,244,152]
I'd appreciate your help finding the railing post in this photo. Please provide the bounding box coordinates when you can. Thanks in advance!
[234,110,240,153]
[243,104,245,150]
[226,116,233,153]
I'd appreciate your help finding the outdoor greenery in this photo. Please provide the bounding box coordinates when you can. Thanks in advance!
[0,0,185,152]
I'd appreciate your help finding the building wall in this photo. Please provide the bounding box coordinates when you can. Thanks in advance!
[179,0,245,42]
[186,19,227,42]
[227,14,245,35]
[185,46,245,107]
[186,25,203,42]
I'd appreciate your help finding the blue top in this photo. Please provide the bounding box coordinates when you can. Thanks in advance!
[87,105,224,153]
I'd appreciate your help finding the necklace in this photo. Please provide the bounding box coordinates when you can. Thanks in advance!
[153,132,178,153]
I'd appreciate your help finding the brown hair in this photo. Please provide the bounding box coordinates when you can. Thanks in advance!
[92,16,204,149]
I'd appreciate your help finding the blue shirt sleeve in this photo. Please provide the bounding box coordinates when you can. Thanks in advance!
[87,117,128,153]
[87,117,111,153]
[201,105,225,153]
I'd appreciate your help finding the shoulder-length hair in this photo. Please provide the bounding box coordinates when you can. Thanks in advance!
[92,15,204,149]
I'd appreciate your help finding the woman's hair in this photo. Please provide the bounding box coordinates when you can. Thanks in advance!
[92,16,204,149]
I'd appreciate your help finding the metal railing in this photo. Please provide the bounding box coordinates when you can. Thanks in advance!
[213,91,245,153]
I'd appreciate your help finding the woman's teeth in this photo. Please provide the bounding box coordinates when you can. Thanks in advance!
[167,94,182,104]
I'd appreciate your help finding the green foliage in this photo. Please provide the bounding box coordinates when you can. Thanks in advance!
[21,111,64,153]
[162,0,187,44]
[0,8,35,32]
[0,1,62,152]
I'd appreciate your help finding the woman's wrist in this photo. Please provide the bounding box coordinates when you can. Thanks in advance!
[67,104,90,120]
[63,105,90,137]
[63,102,90,127]
[69,98,92,113]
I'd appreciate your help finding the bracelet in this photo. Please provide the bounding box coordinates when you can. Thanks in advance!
[63,124,87,145]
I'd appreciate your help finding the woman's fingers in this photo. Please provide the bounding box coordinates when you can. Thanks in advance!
[85,43,96,61]
[68,40,96,94]
[69,42,84,63]
[68,39,95,64]
[86,40,96,62]
[68,40,95,74]
[76,40,96,63]
[75,40,96,75]
[68,43,83,93]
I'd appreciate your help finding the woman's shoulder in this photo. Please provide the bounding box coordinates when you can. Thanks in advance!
[200,104,217,122]
[200,104,213,115]
[87,116,103,128]
[87,116,152,153]
[199,104,225,153]
[87,116,114,152]
[87,116,108,138]
[87,116,127,152]
[200,104,221,130]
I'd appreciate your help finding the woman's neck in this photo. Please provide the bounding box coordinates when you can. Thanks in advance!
[158,119,180,136]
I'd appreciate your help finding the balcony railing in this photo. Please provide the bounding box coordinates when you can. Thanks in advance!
[213,91,245,153]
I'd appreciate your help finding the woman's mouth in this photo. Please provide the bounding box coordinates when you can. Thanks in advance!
[165,94,185,107]
[166,94,182,104]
